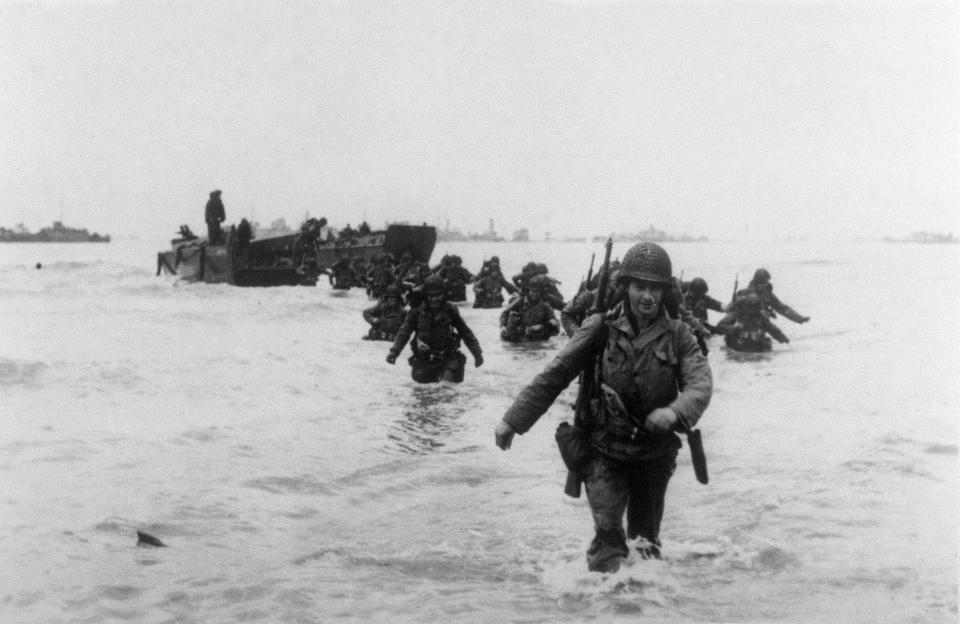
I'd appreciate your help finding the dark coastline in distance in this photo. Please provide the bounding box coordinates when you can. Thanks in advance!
[882,231,958,244]
[0,221,111,243]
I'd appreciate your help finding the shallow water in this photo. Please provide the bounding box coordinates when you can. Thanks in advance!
[0,236,956,623]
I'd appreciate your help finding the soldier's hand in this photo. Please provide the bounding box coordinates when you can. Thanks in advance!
[474,354,484,368]
[525,324,543,335]
[645,407,678,434]
[386,353,397,365]
[495,420,515,450]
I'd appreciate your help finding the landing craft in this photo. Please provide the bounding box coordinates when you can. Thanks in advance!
[156,221,436,287]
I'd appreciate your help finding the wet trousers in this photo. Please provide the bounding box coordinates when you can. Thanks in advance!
[408,351,466,384]
[583,450,677,572]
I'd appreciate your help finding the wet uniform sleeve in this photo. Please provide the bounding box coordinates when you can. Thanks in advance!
[704,295,725,313]
[502,314,605,434]
[763,317,790,344]
[670,322,713,428]
[767,292,806,324]
[389,307,418,357]
[449,305,482,359]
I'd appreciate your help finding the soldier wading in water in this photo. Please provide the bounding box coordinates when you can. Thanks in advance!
[386,275,483,383]
[494,242,712,572]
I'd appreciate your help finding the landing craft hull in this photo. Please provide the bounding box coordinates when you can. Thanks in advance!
[157,224,436,287]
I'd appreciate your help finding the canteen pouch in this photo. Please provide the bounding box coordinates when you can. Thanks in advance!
[555,421,592,471]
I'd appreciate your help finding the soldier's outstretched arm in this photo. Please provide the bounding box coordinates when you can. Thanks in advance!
[387,308,417,363]
[705,295,725,312]
[765,318,790,344]
[499,315,606,441]
[448,305,483,365]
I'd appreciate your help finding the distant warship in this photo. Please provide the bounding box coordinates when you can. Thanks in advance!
[0,221,110,243]
[883,231,958,244]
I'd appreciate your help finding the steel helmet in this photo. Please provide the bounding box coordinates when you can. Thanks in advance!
[753,268,771,284]
[690,277,708,296]
[618,242,673,285]
[383,284,402,299]
[421,275,446,295]
[528,274,550,292]
[739,293,762,313]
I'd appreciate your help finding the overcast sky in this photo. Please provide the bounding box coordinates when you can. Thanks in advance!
[1,0,957,241]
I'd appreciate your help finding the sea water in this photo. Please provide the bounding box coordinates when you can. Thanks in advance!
[0,236,956,623]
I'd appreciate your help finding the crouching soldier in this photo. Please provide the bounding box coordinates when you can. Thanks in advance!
[717,292,789,352]
[500,275,561,342]
[386,276,484,383]
[362,285,407,341]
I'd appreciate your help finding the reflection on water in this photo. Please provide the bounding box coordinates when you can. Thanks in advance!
[500,339,562,362]
[387,384,470,455]
[720,345,774,363]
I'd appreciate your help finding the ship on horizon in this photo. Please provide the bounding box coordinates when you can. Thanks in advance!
[0,221,111,243]
[592,224,707,244]
[883,231,958,244]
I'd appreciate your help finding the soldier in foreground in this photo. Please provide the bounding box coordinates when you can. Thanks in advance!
[494,242,712,573]
[386,276,484,383]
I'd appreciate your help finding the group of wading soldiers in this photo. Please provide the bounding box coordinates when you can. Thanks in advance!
[365,240,809,574]
[365,244,810,380]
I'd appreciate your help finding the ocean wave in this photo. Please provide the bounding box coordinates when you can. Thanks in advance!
[0,359,46,386]
[924,443,958,456]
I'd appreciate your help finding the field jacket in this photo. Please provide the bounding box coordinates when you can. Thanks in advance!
[503,303,712,461]
[389,302,482,360]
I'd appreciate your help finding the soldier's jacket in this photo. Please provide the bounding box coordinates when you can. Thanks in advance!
[499,297,558,331]
[389,301,482,360]
[734,282,806,324]
[366,264,394,294]
[473,276,505,307]
[362,301,407,336]
[439,265,474,285]
[503,303,712,461]
[682,292,724,325]
[561,289,595,337]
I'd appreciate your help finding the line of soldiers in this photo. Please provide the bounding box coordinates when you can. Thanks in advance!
[367,248,811,384]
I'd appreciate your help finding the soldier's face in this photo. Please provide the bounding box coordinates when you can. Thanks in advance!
[426,293,444,308]
[627,280,663,322]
